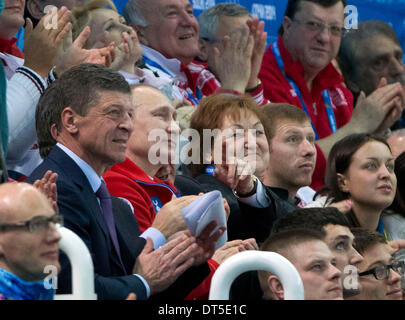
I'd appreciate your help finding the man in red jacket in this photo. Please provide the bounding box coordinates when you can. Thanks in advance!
[104,84,181,232]
[259,0,405,190]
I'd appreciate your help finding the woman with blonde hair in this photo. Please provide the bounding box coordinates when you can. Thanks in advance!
[71,0,182,100]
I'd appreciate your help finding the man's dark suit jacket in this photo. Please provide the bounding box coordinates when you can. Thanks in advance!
[27,146,209,300]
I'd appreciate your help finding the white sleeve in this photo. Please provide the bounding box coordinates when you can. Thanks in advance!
[6,66,47,162]
[236,178,270,208]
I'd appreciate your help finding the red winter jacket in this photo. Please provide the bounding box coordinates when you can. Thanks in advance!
[103,157,219,299]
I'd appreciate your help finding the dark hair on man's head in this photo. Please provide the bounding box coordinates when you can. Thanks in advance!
[262,228,326,253]
[323,133,390,203]
[261,103,311,143]
[36,63,130,158]
[258,228,326,297]
[350,228,386,255]
[271,207,350,235]
[338,20,401,95]
[279,0,347,35]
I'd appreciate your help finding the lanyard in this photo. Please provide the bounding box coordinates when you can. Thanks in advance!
[271,41,338,140]
[142,55,173,77]
[377,217,390,241]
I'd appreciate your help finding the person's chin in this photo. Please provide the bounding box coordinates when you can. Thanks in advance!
[326,287,343,300]
[293,174,312,188]
[39,257,61,275]
[343,287,361,299]
[112,154,126,165]
[306,56,330,71]
[327,294,344,300]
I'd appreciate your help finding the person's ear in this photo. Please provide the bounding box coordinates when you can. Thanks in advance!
[267,275,285,300]
[133,25,148,46]
[61,107,80,134]
[50,123,58,140]
[337,173,349,193]
[282,16,293,37]
[197,39,209,62]
[26,0,45,21]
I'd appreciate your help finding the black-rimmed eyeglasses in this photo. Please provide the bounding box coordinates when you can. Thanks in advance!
[359,260,405,280]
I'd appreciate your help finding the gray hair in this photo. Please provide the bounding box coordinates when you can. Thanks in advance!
[197,3,249,39]
[123,0,148,27]
[338,20,401,84]
[389,128,405,138]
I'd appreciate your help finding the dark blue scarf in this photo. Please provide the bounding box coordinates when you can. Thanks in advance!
[0,268,54,300]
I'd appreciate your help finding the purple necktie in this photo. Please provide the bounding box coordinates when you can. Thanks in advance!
[96,181,126,272]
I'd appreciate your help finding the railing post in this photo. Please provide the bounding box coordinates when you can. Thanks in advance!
[54,227,97,300]
[209,251,304,300]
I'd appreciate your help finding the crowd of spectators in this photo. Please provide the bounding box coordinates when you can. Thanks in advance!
[1,0,405,301]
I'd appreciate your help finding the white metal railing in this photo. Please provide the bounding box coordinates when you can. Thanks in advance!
[54,226,97,300]
[209,251,305,300]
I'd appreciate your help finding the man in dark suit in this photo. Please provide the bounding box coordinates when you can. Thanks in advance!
[28,63,223,300]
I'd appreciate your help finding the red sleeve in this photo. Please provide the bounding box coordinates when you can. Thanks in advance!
[248,83,270,105]
[199,68,269,105]
[197,68,221,97]
[184,259,220,300]
[104,173,156,232]
[311,144,327,191]
[259,46,300,105]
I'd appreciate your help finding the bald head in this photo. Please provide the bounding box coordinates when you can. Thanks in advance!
[0,183,53,224]
[0,183,60,282]
[387,129,405,159]
[131,84,172,110]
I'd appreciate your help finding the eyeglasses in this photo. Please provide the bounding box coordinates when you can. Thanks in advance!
[292,19,346,37]
[0,214,63,233]
[359,260,405,280]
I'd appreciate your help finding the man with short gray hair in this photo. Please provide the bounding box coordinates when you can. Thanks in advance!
[123,0,268,105]
[197,2,266,102]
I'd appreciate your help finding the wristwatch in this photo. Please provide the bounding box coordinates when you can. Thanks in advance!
[234,176,258,198]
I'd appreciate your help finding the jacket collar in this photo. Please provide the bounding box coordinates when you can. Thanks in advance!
[110,157,179,195]
[277,35,344,93]
[267,185,300,206]
[48,146,111,238]
[141,45,181,77]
